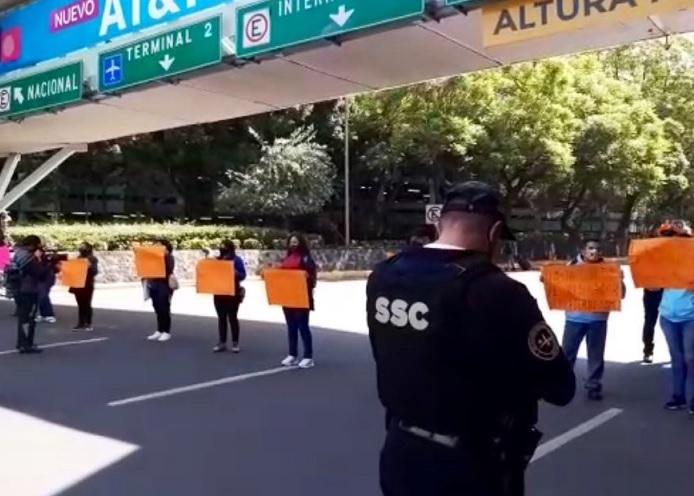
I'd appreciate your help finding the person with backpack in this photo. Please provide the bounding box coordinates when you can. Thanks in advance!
[279,234,317,369]
[9,235,52,354]
[70,242,99,332]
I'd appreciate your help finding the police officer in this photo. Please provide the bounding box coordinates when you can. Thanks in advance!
[367,182,576,496]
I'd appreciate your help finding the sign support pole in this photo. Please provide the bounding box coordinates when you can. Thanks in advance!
[0,154,21,199]
[0,144,87,211]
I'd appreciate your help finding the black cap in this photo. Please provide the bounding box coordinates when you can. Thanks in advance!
[441,181,515,240]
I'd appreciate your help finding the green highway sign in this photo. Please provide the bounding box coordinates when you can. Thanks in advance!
[99,16,222,93]
[236,0,424,58]
[0,62,83,119]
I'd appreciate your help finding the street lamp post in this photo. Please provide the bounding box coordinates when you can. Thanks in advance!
[344,97,351,247]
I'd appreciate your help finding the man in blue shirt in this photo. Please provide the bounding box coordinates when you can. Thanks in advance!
[562,239,625,401]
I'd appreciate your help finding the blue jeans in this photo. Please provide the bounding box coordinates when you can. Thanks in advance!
[37,284,55,318]
[283,309,313,359]
[660,317,694,403]
[562,320,608,393]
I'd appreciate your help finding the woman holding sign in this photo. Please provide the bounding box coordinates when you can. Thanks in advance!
[213,241,247,353]
[70,242,99,332]
[279,234,317,369]
[146,239,176,343]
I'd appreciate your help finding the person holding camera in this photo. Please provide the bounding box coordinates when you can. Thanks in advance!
[9,235,52,353]
[212,240,247,353]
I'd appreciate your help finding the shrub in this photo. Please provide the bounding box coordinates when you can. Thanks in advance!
[8,224,290,251]
[242,238,261,249]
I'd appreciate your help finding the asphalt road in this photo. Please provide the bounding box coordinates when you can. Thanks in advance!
[0,277,691,496]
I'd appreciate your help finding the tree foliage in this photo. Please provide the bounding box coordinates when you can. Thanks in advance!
[217,127,335,219]
[20,36,694,242]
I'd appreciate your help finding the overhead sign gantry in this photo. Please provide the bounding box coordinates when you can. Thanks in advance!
[0,0,691,162]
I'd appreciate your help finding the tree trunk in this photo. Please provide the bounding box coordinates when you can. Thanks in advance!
[616,193,639,251]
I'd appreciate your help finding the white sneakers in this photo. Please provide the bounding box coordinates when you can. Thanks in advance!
[298,358,315,369]
[44,317,57,324]
[147,332,162,341]
[147,332,171,342]
[281,356,315,368]
[281,355,298,366]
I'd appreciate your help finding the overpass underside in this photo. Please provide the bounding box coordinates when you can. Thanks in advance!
[0,1,692,156]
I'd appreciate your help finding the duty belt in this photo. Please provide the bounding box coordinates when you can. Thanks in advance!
[398,422,460,448]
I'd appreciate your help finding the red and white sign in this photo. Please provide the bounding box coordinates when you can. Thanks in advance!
[50,0,99,32]
[0,27,21,63]
[242,8,271,49]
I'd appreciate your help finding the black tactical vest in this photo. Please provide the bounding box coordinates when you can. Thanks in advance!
[367,252,498,435]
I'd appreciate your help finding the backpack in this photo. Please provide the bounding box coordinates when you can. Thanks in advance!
[3,260,23,298]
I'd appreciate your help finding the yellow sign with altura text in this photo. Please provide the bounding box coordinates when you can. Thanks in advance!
[482,0,694,47]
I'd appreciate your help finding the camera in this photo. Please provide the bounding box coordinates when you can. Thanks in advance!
[43,250,69,268]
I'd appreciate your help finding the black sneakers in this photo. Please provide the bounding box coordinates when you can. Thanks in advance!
[642,354,653,364]
[19,346,43,354]
[588,390,604,401]
[664,397,687,411]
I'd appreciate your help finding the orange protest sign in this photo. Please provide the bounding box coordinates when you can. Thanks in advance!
[196,260,236,296]
[59,259,89,289]
[134,246,166,279]
[263,269,310,309]
[541,263,622,312]
[629,238,694,289]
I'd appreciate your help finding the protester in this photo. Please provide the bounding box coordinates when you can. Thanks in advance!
[146,239,176,343]
[36,252,58,324]
[10,235,51,354]
[641,225,670,364]
[658,221,694,414]
[213,240,247,353]
[70,242,99,332]
[642,288,664,364]
[561,239,625,401]
[279,234,317,369]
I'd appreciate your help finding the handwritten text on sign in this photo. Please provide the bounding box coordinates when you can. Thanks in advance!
[629,238,694,289]
[541,263,622,312]
[482,0,694,47]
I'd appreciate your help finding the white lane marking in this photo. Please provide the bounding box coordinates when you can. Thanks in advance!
[531,408,623,463]
[0,406,138,496]
[0,337,109,356]
[109,366,297,407]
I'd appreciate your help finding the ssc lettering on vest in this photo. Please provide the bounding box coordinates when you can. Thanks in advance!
[374,297,430,331]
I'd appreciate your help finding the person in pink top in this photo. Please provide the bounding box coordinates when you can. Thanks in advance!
[279,234,317,369]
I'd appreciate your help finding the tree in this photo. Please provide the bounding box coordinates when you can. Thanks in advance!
[216,127,335,225]
[456,61,578,211]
